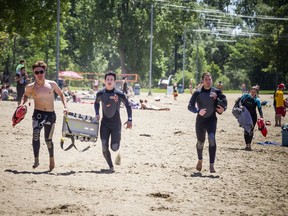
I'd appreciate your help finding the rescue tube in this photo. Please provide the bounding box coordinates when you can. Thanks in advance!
[257,118,267,137]
[12,105,27,127]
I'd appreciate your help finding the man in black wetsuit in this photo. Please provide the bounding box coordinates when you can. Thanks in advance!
[188,72,227,173]
[94,71,132,172]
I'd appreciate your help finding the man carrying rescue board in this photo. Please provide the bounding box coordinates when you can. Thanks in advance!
[19,60,67,171]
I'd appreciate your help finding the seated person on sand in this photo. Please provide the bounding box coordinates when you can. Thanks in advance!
[139,99,170,111]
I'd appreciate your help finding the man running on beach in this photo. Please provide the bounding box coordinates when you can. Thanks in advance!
[20,60,67,171]
[94,71,132,172]
[188,72,227,173]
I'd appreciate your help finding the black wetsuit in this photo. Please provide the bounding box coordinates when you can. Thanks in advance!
[94,88,132,168]
[188,87,227,164]
[32,110,56,158]
[240,94,263,144]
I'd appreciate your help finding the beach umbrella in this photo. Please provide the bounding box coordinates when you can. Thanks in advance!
[59,71,83,79]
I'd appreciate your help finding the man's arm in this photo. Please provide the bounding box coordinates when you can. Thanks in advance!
[94,91,102,120]
[256,99,264,118]
[119,93,132,121]
[52,81,67,112]
[188,91,200,113]
[119,93,132,129]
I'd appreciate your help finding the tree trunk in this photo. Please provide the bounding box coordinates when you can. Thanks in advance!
[119,46,127,74]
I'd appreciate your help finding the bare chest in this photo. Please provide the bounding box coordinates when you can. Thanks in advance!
[32,84,54,101]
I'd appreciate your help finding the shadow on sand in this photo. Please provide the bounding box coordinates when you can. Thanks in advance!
[190,172,220,178]
[4,169,115,176]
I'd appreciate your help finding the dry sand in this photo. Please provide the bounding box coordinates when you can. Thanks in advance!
[0,92,287,216]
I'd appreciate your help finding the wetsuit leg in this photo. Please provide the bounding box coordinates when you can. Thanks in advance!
[244,114,257,144]
[244,130,253,144]
[195,117,206,160]
[44,122,55,157]
[100,123,113,168]
[110,121,121,152]
[207,117,217,164]
[32,119,41,158]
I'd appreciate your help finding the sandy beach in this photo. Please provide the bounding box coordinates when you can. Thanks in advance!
[0,92,287,216]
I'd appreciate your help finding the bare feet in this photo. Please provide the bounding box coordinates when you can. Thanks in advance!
[49,157,55,172]
[110,167,115,173]
[210,163,216,173]
[32,157,39,169]
[196,160,202,171]
[115,153,121,165]
[245,144,252,151]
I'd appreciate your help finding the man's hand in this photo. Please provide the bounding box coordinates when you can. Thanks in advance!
[124,121,132,129]
[92,115,100,123]
[63,107,68,115]
[216,106,224,114]
[199,108,207,116]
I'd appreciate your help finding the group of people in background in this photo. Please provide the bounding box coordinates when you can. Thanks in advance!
[0,59,30,102]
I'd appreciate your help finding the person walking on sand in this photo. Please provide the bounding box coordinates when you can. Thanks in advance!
[274,83,285,127]
[173,83,178,100]
[15,66,30,105]
[188,72,227,173]
[239,86,264,151]
[94,71,132,173]
[122,76,128,96]
[19,60,67,171]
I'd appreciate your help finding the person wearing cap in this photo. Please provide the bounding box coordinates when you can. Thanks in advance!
[239,86,264,151]
[274,83,286,127]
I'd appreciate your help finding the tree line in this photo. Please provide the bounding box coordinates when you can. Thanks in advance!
[0,0,287,90]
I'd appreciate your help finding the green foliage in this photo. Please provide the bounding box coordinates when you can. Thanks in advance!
[174,69,195,89]
[0,0,287,91]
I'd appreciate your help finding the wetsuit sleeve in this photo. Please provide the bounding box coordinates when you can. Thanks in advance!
[256,98,263,118]
[119,93,132,121]
[94,91,102,116]
[188,91,200,113]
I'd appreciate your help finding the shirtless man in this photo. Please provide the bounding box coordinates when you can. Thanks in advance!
[20,61,67,171]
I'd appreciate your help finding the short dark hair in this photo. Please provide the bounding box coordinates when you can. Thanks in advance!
[20,66,25,70]
[20,60,25,63]
[32,60,47,71]
[201,72,212,80]
[104,71,116,80]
